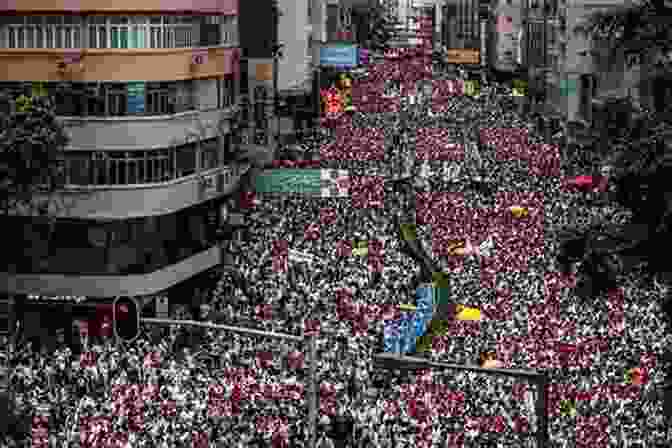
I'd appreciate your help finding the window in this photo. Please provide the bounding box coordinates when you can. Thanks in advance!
[218,76,235,107]
[147,82,170,115]
[86,84,105,116]
[92,152,108,184]
[65,152,92,185]
[106,84,127,116]
[176,144,197,177]
[579,74,595,123]
[174,15,193,48]
[108,151,128,185]
[149,16,163,48]
[200,138,219,171]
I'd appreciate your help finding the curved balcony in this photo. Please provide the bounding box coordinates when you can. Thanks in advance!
[0,0,237,15]
[10,163,250,219]
[62,107,237,151]
[0,46,240,82]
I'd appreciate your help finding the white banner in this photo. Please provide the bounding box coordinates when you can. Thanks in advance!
[288,249,316,264]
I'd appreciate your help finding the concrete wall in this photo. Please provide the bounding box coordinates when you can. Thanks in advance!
[62,107,236,151]
[193,79,219,110]
[18,164,249,219]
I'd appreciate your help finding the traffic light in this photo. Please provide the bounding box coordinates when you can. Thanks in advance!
[113,297,140,342]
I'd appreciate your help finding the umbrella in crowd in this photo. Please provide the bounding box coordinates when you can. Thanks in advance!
[2,52,670,448]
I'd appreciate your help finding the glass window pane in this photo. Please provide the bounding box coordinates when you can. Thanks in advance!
[138,155,146,182]
[46,16,61,25]
[119,28,128,48]
[89,27,97,48]
[8,28,16,48]
[98,27,106,48]
[73,27,80,47]
[150,27,160,48]
[109,159,118,184]
[65,153,92,185]
[25,27,34,47]
[55,26,63,47]
[146,153,155,181]
[44,27,54,48]
[127,157,137,184]
[111,27,119,48]
[150,16,162,25]
[176,144,196,177]
[64,27,71,47]
[16,28,23,48]
[35,27,43,48]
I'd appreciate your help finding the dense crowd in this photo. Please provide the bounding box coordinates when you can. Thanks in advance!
[3,51,671,448]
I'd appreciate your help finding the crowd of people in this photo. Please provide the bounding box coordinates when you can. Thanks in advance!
[3,48,671,448]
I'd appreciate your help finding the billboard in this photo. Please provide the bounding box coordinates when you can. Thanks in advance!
[446,49,480,65]
[320,44,358,68]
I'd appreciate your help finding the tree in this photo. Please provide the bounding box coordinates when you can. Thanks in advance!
[0,91,69,216]
[573,0,672,72]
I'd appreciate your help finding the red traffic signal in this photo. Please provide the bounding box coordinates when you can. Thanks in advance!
[113,297,140,342]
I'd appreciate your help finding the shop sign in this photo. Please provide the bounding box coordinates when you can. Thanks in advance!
[27,295,86,303]
[320,44,358,68]
[446,49,480,65]
[255,63,273,82]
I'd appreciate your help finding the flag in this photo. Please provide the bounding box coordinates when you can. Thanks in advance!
[455,305,481,321]
[509,206,529,218]
[415,284,434,338]
[399,312,416,354]
[384,319,401,353]
[320,169,349,197]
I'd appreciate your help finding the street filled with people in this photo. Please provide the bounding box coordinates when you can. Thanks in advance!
[3,49,671,448]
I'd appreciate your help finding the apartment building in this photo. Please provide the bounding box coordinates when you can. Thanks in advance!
[0,0,247,345]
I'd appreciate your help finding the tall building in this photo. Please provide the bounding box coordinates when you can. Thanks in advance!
[0,0,247,347]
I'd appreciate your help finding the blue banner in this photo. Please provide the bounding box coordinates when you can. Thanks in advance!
[415,284,434,337]
[320,44,358,68]
[384,318,401,353]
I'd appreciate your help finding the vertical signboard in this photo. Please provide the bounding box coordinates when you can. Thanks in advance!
[127,82,145,114]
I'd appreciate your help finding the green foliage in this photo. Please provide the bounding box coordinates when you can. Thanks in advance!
[0,92,69,214]
[573,0,672,69]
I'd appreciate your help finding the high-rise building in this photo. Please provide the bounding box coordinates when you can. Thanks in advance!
[0,0,247,347]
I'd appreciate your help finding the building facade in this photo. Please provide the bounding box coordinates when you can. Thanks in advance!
[0,0,247,344]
